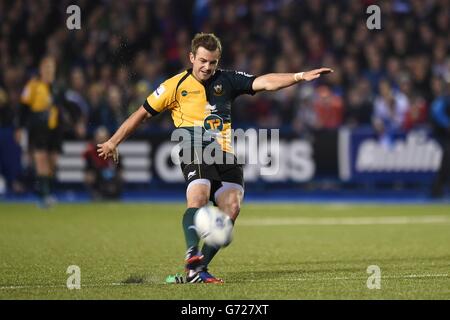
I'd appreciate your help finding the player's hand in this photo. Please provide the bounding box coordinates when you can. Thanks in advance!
[302,68,334,81]
[97,140,119,164]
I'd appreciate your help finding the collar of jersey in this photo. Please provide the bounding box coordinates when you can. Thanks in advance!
[187,68,220,88]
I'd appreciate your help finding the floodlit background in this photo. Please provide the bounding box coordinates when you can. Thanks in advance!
[0,0,449,300]
[0,0,449,201]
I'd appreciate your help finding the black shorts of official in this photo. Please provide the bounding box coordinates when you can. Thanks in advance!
[179,147,244,205]
[28,126,63,153]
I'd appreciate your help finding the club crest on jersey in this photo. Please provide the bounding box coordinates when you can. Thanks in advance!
[213,84,224,96]
[203,114,223,133]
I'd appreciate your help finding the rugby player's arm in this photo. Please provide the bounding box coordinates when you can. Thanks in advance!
[97,105,151,162]
[251,67,333,92]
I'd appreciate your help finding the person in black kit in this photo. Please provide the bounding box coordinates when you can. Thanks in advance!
[430,79,450,198]
[17,56,62,207]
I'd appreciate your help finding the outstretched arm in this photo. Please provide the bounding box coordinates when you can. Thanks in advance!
[97,105,151,163]
[252,68,333,92]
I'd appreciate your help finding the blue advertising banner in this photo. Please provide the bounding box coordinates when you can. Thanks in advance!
[339,128,442,183]
[3,127,442,193]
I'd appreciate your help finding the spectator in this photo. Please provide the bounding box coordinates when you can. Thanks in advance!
[63,67,89,139]
[101,85,127,134]
[372,79,410,148]
[313,85,344,130]
[0,0,447,137]
[83,126,123,200]
[398,74,428,131]
[87,83,106,135]
[292,84,317,137]
[344,84,373,128]
[0,87,24,193]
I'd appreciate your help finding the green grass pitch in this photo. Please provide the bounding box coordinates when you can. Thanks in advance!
[0,202,449,299]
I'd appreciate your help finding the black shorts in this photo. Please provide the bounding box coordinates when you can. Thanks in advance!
[28,126,62,153]
[179,147,244,204]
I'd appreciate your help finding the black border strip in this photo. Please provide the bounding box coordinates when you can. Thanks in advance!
[143,100,159,116]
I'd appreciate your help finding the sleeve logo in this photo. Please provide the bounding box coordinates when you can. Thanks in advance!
[153,84,166,98]
[235,71,253,77]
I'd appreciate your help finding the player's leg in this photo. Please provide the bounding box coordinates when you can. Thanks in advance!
[48,151,60,200]
[29,127,53,206]
[213,155,244,222]
[215,184,244,222]
[200,183,244,268]
[199,156,244,270]
[176,147,225,283]
[184,179,211,258]
[47,129,62,199]
[180,146,218,259]
[49,151,58,176]
[33,149,52,205]
[184,180,224,283]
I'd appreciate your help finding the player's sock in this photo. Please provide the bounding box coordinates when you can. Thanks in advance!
[43,176,51,198]
[182,208,200,249]
[201,244,219,266]
[201,218,234,266]
[36,176,50,199]
[49,175,56,195]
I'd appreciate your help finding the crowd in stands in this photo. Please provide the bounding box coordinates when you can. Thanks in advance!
[0,0,449,139]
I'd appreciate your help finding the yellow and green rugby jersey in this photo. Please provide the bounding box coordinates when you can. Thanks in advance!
[143,68,256,153]
[20,78,58,129]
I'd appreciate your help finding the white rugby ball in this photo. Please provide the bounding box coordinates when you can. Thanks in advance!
[194,206,233,248]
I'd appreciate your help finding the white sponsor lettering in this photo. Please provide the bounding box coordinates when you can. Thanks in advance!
[243,140,314,183]
[235,71,253,77]
[356,132,442,172]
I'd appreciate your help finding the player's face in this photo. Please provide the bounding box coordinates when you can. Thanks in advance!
[190,47,220,82]
[40,58,56,84]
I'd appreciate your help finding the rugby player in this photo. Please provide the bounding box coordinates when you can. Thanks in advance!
[97,33,332,283]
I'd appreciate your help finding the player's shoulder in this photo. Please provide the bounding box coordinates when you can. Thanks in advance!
[21,77,39,99]
[149,70,190,100]
[217,69,255,79]
[24,77,39,88]
[162,70,191,88]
